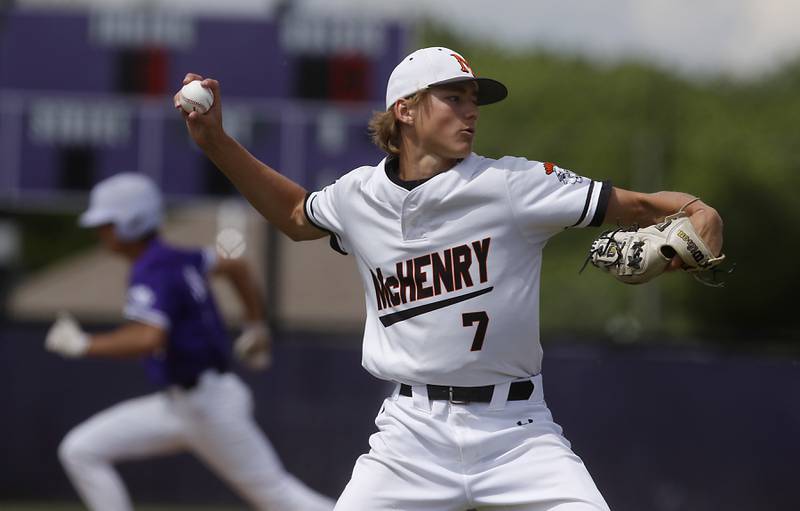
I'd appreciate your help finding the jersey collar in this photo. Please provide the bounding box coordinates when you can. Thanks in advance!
[381,154,477,192]
[131,236,165,270]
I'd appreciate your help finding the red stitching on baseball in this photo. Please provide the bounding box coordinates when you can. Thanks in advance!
[181,93,208,110]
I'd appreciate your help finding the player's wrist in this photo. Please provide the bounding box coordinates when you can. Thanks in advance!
[243,319,269,332]
[70,332,91,358]
[199,129,234,154]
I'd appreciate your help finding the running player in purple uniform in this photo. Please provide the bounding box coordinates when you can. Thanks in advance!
[45,173,334,511]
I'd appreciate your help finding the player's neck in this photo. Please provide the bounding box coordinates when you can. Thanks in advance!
[114,236,157,262]
[397,147,460,181]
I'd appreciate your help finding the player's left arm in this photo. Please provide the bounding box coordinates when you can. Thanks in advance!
[210,257,272,369]
[210,257,265,323]
[604,186,724,267]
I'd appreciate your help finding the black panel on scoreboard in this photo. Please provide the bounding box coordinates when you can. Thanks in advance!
[59,147,95,191]
[115,48,168,95]
[293,54,371,102]
[294,55,329,99]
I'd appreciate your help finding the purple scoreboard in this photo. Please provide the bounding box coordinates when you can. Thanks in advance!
[0,9,407,206]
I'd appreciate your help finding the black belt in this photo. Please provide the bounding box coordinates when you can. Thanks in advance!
[174,366,227,390]
[399,380,534,403]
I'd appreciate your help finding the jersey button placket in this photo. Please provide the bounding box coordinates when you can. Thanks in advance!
[401,194,426,240]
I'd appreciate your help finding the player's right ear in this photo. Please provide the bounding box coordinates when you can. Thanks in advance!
[394,99,415,126]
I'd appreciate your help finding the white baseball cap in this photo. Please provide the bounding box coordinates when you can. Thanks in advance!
[79,173,163,241]
[385,47,508,110]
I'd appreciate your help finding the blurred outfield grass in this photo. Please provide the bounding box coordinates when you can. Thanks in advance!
[0,504,244,511]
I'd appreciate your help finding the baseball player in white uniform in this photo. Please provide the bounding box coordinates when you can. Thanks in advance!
[45,173,334,511]
[176,47,724,510]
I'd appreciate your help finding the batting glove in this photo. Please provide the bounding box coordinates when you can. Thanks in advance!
[45,312,90,358]
[233,321,272,370]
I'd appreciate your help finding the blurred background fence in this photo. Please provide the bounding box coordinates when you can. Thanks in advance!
[1,1,797,510]
[3,324,798,510]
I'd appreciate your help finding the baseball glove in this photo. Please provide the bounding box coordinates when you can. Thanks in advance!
[581,207,726,286]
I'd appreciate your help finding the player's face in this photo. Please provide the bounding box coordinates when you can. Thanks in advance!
[414,82,479,159]
[95,224,124,253]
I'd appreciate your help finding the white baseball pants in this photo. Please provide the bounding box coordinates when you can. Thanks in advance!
[334,374,610,511]
[58,370,334,511]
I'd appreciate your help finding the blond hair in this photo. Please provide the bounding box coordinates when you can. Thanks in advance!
[368,90,429,156]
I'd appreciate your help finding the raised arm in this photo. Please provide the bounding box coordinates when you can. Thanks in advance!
[605,187,724,268]
[174,74,326,242]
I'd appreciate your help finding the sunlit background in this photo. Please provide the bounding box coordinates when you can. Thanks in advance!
[1,1,797,510]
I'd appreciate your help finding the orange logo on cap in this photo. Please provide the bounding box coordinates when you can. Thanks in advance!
[544,162,555,175]
[450,54,473,74]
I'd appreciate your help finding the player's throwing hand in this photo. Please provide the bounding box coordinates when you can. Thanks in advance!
[174,74,224,149]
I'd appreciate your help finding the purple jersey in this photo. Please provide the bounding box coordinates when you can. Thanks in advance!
[123,238,230,387]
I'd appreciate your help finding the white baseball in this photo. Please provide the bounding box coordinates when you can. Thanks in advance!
[179,80,214,114]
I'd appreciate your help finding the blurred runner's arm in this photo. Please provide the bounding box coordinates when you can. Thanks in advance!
[46,313,165,359]
[86,322,167,358]
[210,257,265,323]
[211,249,273,370]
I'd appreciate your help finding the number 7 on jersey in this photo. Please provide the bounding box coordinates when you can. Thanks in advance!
[462,311,489,351]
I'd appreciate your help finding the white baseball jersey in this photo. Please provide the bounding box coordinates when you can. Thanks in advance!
[305,153,610,386]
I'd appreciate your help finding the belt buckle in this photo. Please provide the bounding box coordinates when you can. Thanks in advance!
[448,386,469,404]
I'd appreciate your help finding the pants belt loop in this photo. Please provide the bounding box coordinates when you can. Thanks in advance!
[411,384,431,412]
[488,381,512,410]
[391,383,401,401]
[531,374,543,401]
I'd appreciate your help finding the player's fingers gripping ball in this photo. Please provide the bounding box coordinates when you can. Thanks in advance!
[582,203,726,286]
[179,80,214,114]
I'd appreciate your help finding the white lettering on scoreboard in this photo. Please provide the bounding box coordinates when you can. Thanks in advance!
[279,16,386,56]
[89,11,196,48]
[29,99,132,146]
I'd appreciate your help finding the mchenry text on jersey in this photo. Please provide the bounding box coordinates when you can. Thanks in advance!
[371,237,491,311]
